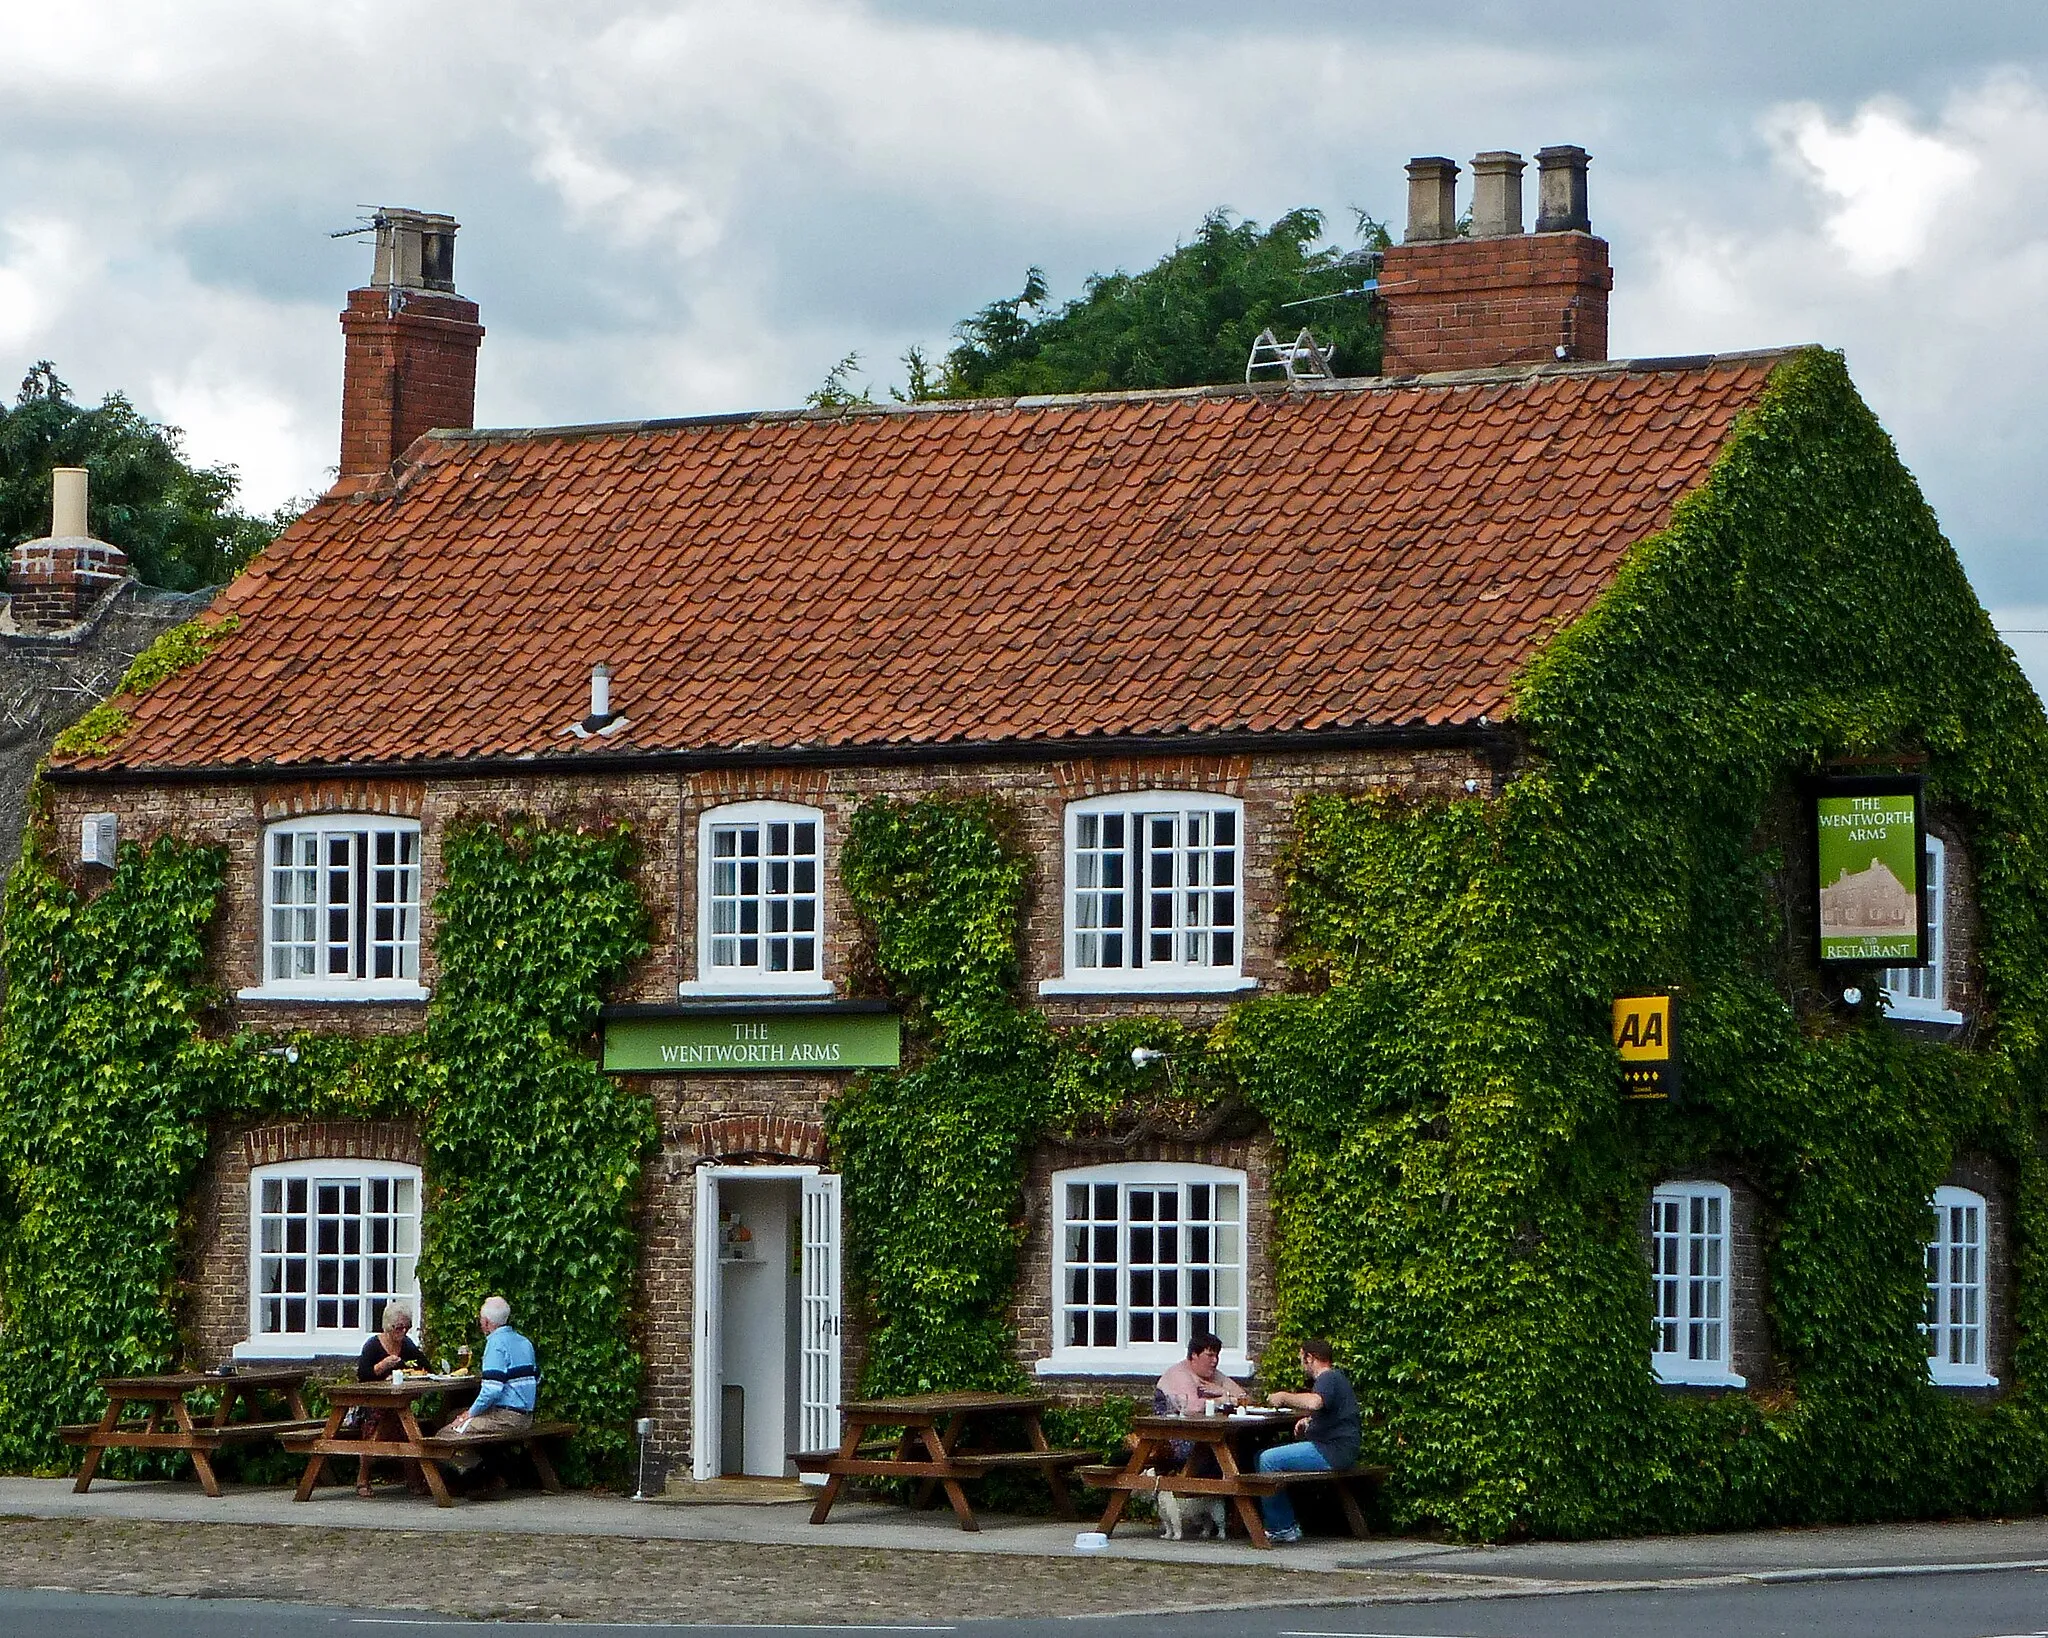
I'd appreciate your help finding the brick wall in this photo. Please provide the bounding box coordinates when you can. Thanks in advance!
[1380,232,1613,376]
[7,538,131,630]
[184,1117,423,1367]
[337,287,483,480]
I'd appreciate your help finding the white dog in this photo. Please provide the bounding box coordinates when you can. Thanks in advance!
[1156,1489,1227,1540]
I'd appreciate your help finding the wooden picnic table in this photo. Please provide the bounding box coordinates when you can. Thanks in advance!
[1079,1410,1387,1548]
[792,1391,1095,1532]
[60,1369,318,1497]
[282,1375,575,1508]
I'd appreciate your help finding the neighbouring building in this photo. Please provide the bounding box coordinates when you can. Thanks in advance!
[30,163,2046,1529]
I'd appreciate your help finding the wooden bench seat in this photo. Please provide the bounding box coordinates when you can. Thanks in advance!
[1078,1460,1388,1542]
[62,1417,323,1450]
[948,1448,1096,1473]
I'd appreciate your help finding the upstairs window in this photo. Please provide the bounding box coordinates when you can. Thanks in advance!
[1649,1181,1744,1386]
[242,1160,420,1356]
[1040,1162,1249,1376]
[256,818,422,998]
[1926,1185,1995,1386]
[1884,835,1961,1024]
[685,802,828,994]
[1044,795,1251,994]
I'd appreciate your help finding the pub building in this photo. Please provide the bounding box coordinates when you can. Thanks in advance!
[35,150,2025,1497]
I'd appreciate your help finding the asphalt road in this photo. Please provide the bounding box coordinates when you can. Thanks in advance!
[4,1570,2048,1638]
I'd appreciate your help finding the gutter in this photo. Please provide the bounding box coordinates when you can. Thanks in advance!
[46,722,1524,791]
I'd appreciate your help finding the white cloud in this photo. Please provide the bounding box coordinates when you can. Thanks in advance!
[1767,98,1979,275]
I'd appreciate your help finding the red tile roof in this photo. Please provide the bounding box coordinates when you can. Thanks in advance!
[58,352,1791,775]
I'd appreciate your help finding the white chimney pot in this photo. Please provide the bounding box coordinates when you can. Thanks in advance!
[591,663,613,720]
[51,468,88,539]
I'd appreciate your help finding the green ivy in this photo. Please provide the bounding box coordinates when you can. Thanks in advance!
[421,817,656,1480]
[51,614,239,757]
[1217,347,2048,1537]
[0,813,654,1481]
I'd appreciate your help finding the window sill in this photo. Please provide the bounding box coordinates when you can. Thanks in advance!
[1883,1004,1966,1026]
[1038,973,1257,998]
[1036,1349,1254,1380]
[233,1336,375,1361]
[1930,1370,1999,1389]
[1653,1365,1747,1389]
[677,978,834,1000]
[237,983,429,1004]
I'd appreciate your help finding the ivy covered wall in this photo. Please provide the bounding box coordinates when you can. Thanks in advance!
[0,814,652,1478]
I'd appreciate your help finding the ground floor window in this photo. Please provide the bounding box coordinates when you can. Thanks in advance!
[247,1161,420,1353]
[1649,1180,1744,1386]
[1039,1161,1248,1376]
[1926,1185,1995,1386]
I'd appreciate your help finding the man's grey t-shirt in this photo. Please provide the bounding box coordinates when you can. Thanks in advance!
[1304,1367,1360,1467]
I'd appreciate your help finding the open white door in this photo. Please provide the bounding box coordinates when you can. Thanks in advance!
[798,1172,842,1479]
[691,1166,723,1482]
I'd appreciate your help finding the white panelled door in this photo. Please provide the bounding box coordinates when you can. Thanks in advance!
[798,1172,842,1478]
[691,1166,724,1482]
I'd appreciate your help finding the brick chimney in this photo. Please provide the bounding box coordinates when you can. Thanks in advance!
[8,467,131,631]
[1378,146,1611,376]
[337,208,483,486]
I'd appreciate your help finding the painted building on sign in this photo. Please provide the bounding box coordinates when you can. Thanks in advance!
[26,155,2048,1531]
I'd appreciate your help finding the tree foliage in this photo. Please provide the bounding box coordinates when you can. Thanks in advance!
[935,208,1387,399]
[0,363,293,591]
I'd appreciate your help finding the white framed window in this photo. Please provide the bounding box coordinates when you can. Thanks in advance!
[1883,835,1962,1024]
[1649,1181,1745,1386]
[1926,1185,1996,1386]
[237,1160,421,1358]
[1037,1162,1250,1377]
[245,817,425,1001]
[680,802,830,996]
[1040,794,1253,995]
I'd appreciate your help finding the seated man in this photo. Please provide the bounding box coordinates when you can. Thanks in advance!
[1254,1337,1360,1544]
[439,1295,538,1479]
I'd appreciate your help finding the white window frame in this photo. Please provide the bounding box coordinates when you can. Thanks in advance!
[1040,793,1254,996]
[1883,834,1963,1025]
[679,801,831,997]
[1037,1161,1252,1378]
[237,1159,422,1359]
[1926,1185,1997,1387]
[243,816,426,1001]
[1649,1181,1745,1387]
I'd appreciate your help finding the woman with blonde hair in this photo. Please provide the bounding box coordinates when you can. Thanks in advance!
[352,1301,426,1498]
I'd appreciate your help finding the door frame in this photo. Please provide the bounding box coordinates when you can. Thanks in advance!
[691,1162,836,1483]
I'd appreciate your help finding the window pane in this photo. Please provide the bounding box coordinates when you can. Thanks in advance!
[252,1166,420,1339]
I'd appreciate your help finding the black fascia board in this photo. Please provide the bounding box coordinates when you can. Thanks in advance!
[46,722,1518,789]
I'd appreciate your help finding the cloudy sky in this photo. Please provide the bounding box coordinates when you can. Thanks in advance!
[2,2,2045,673]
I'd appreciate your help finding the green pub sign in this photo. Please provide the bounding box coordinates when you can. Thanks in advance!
[602,1008,901,1072]
[1812,774,1927,968]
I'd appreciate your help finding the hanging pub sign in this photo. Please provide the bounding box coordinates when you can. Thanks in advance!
[1811,774,1928,968]
[1613,993,1679,1101]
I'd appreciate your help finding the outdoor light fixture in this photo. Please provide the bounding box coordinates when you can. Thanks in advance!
[263,1045,300,1065]
[1130,1047,1167,1070]
[1841,987,1864,1007]
[632,1416,657,1500]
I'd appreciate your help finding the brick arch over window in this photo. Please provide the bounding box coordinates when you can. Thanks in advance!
[258,781,425,823]
[692,1114,828,1166]
[240,1119,422,1171]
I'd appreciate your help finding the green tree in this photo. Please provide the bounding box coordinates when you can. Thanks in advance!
[938,207,1388,399]
[0,363,294,591]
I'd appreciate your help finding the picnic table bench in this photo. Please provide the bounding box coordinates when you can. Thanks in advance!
[1079,1410,1388,1548]
[279,1374,574,1508]
[61,1369,318,1497]
[792,1391,1095,1532]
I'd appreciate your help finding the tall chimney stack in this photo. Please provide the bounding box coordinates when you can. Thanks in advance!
[1379,144,1611,377]
[337,208,483,490]
[8,467,131,631]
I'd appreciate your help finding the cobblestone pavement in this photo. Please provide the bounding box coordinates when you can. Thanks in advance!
[0,1517,1462,1624]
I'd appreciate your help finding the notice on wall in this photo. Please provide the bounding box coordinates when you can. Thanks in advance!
[1814,777,1925,966]
[602,1010,901,1073]
[1613,994,1677,1101]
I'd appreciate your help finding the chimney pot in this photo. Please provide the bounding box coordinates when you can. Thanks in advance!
[371,208,462,293]
[50,467,88,539]
[1535,145,1592,233]
[1469,151,1527,238]
[1403,157,1460,243]
[590,663,613,721]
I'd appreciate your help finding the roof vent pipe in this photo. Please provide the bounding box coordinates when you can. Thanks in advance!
[590,663,612,721]
[51,467,88,539]
[1535,146,1591,233]
[1470,152,1526,237]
